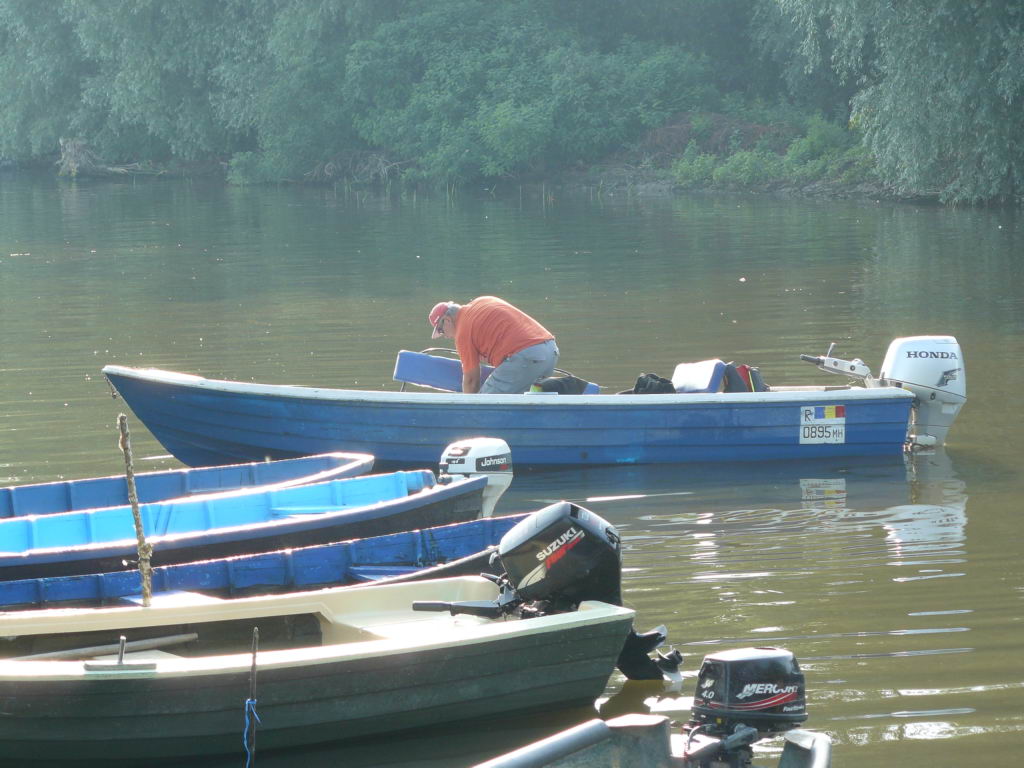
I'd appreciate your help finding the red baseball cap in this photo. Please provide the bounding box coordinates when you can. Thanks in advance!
[429,302,451,338]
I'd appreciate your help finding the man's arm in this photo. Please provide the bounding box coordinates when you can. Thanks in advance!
[455,331,481,394]
[462,366,480,394]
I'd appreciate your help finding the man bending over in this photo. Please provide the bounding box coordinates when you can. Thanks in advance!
[428,296,559,394]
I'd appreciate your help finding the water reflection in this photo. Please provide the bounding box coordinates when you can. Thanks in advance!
[883,449,967,564]
[193,705,598,768]
[501,449,968,590]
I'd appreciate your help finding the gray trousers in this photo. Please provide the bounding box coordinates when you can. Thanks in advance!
[479,339,559,394]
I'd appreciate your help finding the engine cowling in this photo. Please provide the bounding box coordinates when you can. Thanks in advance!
[438,437,512,517]
[689,647,807,736]
[880,335,966,446]
[497,501,622,609]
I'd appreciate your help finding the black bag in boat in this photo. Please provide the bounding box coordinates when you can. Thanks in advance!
[622,372,675,394]
[535,375,591,395]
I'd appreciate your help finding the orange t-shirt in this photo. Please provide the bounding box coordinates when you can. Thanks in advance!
[454,296,554,373]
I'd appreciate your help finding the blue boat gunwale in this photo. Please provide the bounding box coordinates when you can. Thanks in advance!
[0,472,488,567]
[0,513,530,610]
[102,365,915,407]
[0,452,375,519]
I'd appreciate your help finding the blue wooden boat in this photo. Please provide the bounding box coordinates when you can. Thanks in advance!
[0,452,373,519]
[0,471,488,580]
[0,514,526,609]
[101,335,966,468]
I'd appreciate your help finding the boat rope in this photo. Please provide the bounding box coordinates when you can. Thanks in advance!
[244,626,260,767]
[117,414,153,606]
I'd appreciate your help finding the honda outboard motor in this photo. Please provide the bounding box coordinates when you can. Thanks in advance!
[438,437,513,517]
[880,335,966,446]
[681,647,809,768]
[801,335,967,448]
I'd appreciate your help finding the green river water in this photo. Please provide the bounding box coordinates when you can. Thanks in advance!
[1,174,1022,767]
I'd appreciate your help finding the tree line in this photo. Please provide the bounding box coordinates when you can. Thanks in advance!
[0,0,1020,204]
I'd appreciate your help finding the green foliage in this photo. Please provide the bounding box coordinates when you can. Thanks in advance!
[0,0,1018,201]
[784,116,852,166]
[668,111,878,192]
[671,141,718,188]
[548,0,769,95]
[225,151,265,186]
[833,144,876,185]
[780,0,1024,203]
[0,1,84,159]
[342,2,717,183]
[0,0,729,184]
[476,100,554,178]
[64,0,245,161]
[712,149,785,188]
[749,0,855,119]
[224,0,363,182]
[780,115,860,183]
[689,114,716,144]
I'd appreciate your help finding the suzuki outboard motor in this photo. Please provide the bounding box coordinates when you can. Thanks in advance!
[438,437,513,517]
[880,335,966,446]
[413,501,620,619]
[413,501,680,680]
[497,500,622,610]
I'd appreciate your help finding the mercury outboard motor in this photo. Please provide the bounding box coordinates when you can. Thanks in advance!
[413,501,680,680]
[680,647,808,768]
[438,437,513,517]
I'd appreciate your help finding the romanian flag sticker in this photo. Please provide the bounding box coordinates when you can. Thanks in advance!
[813,405,846,420]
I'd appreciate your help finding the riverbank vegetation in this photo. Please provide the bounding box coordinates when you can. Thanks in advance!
[1,1,1020,204]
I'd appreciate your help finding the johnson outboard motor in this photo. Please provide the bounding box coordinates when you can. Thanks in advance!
[438,437,513,517]
[680,647,809,768]
[413,501,680,680]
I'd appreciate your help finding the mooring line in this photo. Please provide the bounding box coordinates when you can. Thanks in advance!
[244,626,260,767]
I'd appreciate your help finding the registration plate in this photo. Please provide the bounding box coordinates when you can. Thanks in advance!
[799,405,846,444]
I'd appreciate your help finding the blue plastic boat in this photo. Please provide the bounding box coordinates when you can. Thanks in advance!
[0,452,373,519]
[0,513,526,609]
[102,353,918,468]
[0,470,487,580]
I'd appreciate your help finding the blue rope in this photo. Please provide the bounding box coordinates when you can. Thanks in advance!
[243,697,261,767]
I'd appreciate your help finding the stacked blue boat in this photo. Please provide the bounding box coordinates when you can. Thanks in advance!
[0,436,664,763]
[0,442,507,597]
